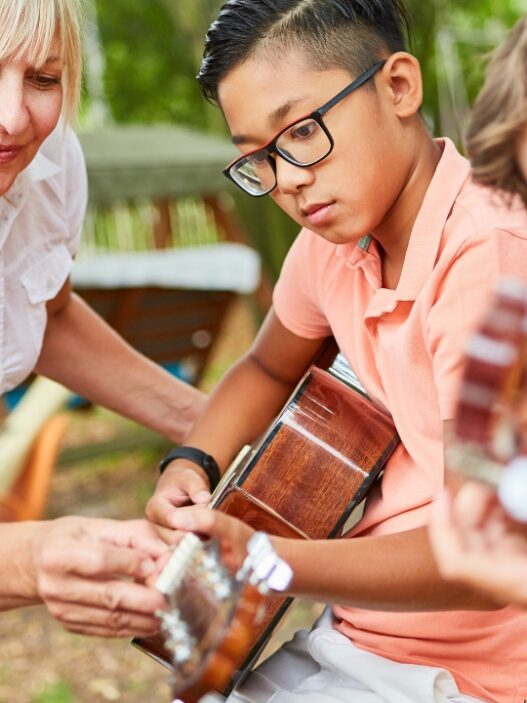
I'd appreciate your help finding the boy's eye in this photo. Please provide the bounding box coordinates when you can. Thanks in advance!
[249,149,269,164]
[289,119,318,140]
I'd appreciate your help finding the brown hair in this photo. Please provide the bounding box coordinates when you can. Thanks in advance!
[465,15,527,207]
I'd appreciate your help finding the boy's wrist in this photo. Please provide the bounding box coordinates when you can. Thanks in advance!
[159,446,221,491]
[161,459,211,488]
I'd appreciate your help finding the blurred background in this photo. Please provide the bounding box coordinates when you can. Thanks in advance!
[0,1,525,701]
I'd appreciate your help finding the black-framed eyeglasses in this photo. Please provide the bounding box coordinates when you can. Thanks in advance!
[223,60,386,197]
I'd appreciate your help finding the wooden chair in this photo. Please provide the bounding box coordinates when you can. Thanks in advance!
[0,378,72,522]
[0,415,70,522]
[72,243,261,385]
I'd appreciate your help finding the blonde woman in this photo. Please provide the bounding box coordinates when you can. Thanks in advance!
[0,0,204,637]
[429,15,527,607]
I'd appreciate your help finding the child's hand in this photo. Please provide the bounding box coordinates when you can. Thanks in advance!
[429,482,527,606]
[146,463,213,530]
[169,507,256,573]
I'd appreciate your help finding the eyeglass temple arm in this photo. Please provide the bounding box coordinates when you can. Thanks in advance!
[316,60,387,117]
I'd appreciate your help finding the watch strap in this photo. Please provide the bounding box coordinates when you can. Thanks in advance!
[158,446,221,491]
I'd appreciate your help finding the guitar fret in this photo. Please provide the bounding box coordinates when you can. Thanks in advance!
[467,334,516,365]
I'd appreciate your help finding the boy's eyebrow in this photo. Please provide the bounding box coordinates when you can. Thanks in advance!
[231,96,306,146]
[269,97,305,126]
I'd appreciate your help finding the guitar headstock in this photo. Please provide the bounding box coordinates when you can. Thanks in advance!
[155,532,292,703]
[448,277,527,486]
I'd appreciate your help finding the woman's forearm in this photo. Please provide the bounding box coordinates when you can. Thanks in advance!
[36,293,206,443]
[0,522,40,610]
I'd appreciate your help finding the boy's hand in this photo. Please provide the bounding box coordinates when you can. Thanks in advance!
[31,516,170,637]
[146,462,213,529]
[169,506,256,573]
[429,483,527,607]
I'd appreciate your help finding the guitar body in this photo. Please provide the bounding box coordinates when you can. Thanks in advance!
[215,350,398,540]
[134,341,399,695]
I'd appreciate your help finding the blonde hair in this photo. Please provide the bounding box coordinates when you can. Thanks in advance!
[0,0,84,123]
[465,15,527,207]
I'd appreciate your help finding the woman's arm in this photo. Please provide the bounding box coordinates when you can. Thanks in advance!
[0,517,170,636]
[35,281,207,444]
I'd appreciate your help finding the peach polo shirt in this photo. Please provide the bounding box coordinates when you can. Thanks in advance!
[273,139,527,703]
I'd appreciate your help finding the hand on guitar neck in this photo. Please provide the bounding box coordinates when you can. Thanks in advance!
[430,277,527,607]
[154,530,292,703]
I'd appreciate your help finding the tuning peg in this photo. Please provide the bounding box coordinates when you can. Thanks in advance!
[242,532,293,592]
[498,455,527,522]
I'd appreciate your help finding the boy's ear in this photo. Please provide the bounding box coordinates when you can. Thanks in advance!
[380,52,423,119]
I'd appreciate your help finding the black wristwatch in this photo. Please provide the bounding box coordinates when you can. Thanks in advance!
[158,446,221,491]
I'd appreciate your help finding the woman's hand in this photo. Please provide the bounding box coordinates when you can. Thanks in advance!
[30,516,173,637]
[429,482,527,607]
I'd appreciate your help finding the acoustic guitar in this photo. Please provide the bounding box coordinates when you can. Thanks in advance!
[134,340,400,698]
[447,277,527,486]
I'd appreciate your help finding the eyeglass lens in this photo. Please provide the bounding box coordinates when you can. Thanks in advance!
[231,117,332,195]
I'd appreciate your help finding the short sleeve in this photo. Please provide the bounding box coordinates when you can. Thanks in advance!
[273,229,333,339]
[62,128,88,257]
[427,228,527,419]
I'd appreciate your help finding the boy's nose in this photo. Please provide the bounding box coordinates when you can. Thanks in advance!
[275,157,315,194]
[0,81,30,136]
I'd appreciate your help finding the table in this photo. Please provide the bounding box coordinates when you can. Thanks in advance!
[76,124,270,384]
[79,124,272,308]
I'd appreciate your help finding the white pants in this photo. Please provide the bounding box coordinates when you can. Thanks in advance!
[202,625,487,703]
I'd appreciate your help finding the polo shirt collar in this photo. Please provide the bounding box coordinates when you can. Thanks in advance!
[396,138,471,301]
[336,138,471,302]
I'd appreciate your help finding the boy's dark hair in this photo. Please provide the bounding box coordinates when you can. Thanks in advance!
[198,0,410,104]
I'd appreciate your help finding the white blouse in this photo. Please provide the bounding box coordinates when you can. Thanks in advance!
[0,125,87,394]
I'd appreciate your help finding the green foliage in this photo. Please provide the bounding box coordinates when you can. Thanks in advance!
[94,0,210,128]
[31,681,74,703]
[93,0,525,137]
[405,0,524,135]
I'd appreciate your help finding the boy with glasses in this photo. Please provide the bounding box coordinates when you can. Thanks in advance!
[148,1,527,701]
